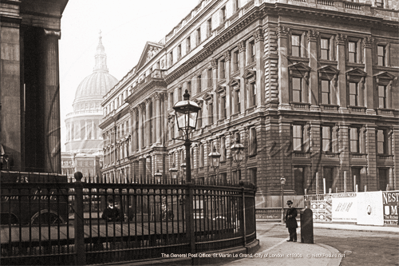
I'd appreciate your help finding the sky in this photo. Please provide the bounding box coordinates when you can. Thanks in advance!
[59,0,198,151]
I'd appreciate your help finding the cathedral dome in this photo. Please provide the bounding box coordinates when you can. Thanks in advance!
[74,72,118,103]
[73,34,118,112]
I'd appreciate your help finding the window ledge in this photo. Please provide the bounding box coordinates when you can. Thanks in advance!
[293,152,309,158]
[350,153,367,159]
[347,62,365,68]
[377,154,393,158]
[376,108,394,116]
[320,104,339,111]
[290,102,310,110]
[287,56,309,63]
[348,106,367,113]
[231,112,241,119]
[246,106,256,114]
[318,59,337,65]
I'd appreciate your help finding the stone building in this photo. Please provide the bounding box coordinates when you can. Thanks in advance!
[99,0,399,207]
[0,0,68,173]
[61,34,118,182]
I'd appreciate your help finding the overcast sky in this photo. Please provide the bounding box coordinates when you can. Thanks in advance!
[59,0,198,151]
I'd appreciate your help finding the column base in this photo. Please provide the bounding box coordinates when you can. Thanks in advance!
[366,109,376,115]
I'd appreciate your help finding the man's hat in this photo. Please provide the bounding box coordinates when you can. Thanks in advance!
[287,200,293,204]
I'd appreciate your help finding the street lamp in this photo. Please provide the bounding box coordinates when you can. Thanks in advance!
[169,162,178,184]
[231,140,244,185]
[208,145,221,185]
[280,177,286,223]
[173,89,201,183]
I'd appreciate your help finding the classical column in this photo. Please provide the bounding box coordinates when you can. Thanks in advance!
[224,51,231,118]
[238,41,246,114]
[338,124,350,191]
[155,93,161,144]
[138,104,143,151]
[363,37,375,114]
[308,30,319,110]
[0,12,21,170]
[161,93,167,145]
[130,107,136,152]
[145,99,151,147]
[85,120,88,139]
[336,34,348,112]
[254,28,265,109]
[277,26,290,110]
[92,120,95,139]
[211,59,218,124]
[66,123,70,141]
[43,29,61,173]
[365,125,377,190]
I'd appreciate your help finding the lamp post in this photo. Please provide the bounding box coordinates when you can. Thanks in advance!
[180,162,186,184]
[173,89,200,253]
[231,140,244,185]
[173,89,201,183]
[169,163,178,184]
[208,145,221,185]
[280,177,286,223]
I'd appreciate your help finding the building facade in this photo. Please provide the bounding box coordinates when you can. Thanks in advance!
[62,34,118,182]
[99,0,399,207]
[0,0,68,173]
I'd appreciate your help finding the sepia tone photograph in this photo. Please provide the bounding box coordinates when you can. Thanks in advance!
[0,0,398,265]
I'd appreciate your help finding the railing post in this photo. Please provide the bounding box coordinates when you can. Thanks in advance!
[185,183,195,254]
[241,187,246,246]
[74,172,86,265]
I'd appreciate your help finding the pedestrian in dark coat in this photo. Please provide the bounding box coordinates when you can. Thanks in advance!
[102,199,121,222]
[285,200,298,242]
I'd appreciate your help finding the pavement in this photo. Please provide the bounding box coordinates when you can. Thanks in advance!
[108,222,399,266]
[207,221,399,266]
[222,222,399,266]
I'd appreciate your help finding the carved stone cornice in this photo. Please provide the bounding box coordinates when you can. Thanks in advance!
[160,4,398,87]
[253,28,264,43]
[277,26,290,39]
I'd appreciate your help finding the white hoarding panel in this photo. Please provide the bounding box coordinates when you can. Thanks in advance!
[357,191,384,226]
[332,192,357,223]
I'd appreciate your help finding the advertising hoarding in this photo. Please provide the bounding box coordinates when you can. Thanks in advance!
[382,191,399,226]
[332,193,357,223]
[357,191,384,226]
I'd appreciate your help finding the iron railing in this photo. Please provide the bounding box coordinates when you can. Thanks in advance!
[1,171,257,265]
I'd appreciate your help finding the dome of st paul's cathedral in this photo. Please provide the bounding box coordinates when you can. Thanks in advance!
[73,34,118,112]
